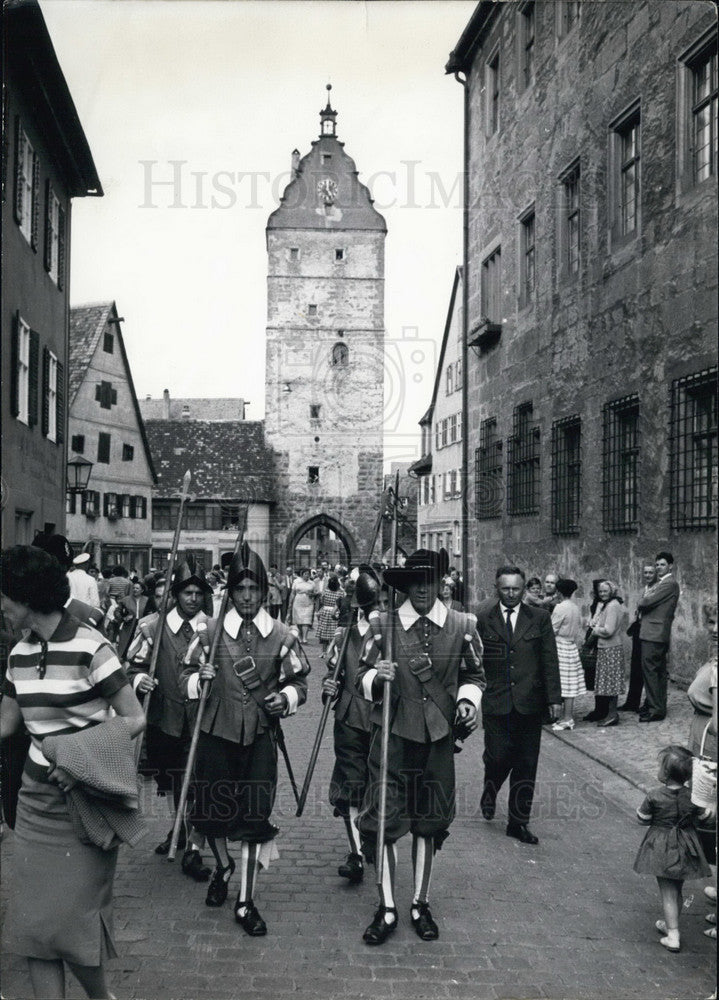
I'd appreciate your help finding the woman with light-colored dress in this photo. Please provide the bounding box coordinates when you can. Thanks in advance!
[551,578,585,731]
[288,567,317,642]
[589,579,627,727]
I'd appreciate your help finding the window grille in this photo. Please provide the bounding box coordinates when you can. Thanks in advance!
[692,48,718,183]
[670,368,717,530]
[507,403,540,516]
[475,417,503,519]
[551,416,581,534]
[602,395,640,532]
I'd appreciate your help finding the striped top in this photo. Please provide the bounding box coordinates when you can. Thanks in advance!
[2,612,129,751]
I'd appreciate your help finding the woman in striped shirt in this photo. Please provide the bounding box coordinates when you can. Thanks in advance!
[1,545,145,1000]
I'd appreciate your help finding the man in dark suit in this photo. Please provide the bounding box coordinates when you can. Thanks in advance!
[637,551,680,722]
[477,565,561,845]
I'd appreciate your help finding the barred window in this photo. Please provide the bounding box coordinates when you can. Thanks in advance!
[551,416,581,534]
[670,368,717,530]
[692,46,718,183]
[507,402,540,516]
[603,395,640,532]
[475,417,503,519]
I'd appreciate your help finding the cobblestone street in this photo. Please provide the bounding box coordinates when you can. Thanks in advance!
[2,638,715,1000]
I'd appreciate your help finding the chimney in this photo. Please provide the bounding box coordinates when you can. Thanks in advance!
[163,388,170,420]
[291,149,300,180]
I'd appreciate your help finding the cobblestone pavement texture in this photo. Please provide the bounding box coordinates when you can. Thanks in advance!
[1,635,715,1000]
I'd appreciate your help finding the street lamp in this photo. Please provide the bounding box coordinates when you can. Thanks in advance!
[66,455,94,495]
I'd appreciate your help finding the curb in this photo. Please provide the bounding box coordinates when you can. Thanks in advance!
[545,726,650,793]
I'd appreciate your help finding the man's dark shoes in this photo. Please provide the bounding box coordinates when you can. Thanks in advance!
[480,786,496,821]
[338,852,364,883]
[639,713,666,723]
[155,828,185,855]
[362,906,397,945]
[506,823,539,845]
[411,902,439,940]
[583,711,601,722]
[234,898,267,936]
[181,848,211,882]
[618,702,639,712]
[205,859,236,907]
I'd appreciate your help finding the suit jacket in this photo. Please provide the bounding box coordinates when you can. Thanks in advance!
[638,575,680,644]
[477,602,561,716]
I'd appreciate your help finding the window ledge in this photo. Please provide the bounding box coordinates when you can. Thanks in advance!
[468,320,502,352]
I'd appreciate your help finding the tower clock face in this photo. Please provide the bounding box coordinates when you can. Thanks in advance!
[317,178,338,204]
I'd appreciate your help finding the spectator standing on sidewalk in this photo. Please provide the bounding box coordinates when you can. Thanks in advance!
[524,577,545,609]
[590,581,627,728]
[620,562,658,713]
[542,573,561,612]
[638,552,680,723]
[551,579,585,731]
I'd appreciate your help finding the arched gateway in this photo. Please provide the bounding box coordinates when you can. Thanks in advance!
[283,513,357,569]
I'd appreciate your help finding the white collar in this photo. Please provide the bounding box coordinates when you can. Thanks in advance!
[356,610,369,636]
[659,572,673,581]
[167,607,202,634]
[223,605,274,640]
[397,597,447,631]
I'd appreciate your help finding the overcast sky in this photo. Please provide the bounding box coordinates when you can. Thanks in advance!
[41,0,474,466]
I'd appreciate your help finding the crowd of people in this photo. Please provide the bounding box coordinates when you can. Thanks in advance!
[0,533,715,998]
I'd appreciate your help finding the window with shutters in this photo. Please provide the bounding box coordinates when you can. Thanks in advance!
[446,365,454,395]
[670,368,718,530]
[15,124,37,246]
[135,496,148,520]
[66,492,77,516]
[43,350,58,442]
[82,491,99,518]
[455,359,463,391]
[121,495,131,518]
[122,443,134,461]
[15,317,31,425]
[103,330,114,353]
[104,492,119,519]
[97,432,111,464]
[95,381,117,410]
[449,414,457,444]
[44,185,61,285]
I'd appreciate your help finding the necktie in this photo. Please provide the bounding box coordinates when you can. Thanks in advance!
[181,620,194,642]
[505,609,514,645]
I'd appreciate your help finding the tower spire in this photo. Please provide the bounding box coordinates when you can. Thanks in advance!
[319,82,338,137]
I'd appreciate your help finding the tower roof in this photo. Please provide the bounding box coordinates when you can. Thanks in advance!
[267,89,386,233]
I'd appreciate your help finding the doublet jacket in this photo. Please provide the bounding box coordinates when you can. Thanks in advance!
[331,623,371,732]
[357,604,485,744]
[126,609,208,737]
[182,609,308,747]
[477,603,561,716]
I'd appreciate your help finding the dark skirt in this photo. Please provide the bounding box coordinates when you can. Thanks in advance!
[4,761,118,965]
[633,824,711,879]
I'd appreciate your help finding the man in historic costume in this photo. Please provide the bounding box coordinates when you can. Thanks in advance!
[126,554,213,882]
[182,543,309,935]
[321,564,382,885]
[356,549,485,945]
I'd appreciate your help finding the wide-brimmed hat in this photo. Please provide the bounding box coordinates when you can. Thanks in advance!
[349,563,382,609]
[226,542,268,595]
[382,548,449,593]
[171,553,213,596]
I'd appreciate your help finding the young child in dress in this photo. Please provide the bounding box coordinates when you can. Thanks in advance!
[634,745,711,952]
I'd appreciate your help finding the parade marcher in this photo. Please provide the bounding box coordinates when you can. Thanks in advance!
[321,565,382,885]
[126,556,213,882]
[67,552,100,607]
[0,545,145,1000]
[477,565,561,845]
[181,543,309,935]
[356,549,484,945]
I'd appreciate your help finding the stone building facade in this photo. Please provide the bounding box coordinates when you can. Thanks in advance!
[412,267,465,562]
[67,302,156,573]
[2,0,102,547]
[447,1,717,681]
[264,90,386,567]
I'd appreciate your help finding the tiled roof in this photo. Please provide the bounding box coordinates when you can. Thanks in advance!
[144,420,275,502]
[68,302,113,404]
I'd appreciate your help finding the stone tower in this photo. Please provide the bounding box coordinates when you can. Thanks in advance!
[265,86,386,566]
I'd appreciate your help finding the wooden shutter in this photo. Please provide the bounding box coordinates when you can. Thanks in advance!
[44,179,51,272]
[57,205,66,291]
[56,361,65,444]
[28,330,39,427]
[13,116,22,225]
[30,153,40,251]
[41,345,50,435]
[10,312,19,417]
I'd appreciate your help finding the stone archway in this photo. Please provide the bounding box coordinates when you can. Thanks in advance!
[283,513,358,569]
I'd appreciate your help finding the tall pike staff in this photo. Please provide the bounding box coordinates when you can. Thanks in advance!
[133,469,192,767]
[376,471,400,888]
[294,486,391,817]
[167,506,248,861]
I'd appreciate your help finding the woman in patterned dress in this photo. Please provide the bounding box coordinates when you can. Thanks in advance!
[550,578,585,731]
[590,579,627,728]
[0,545,145,1000]
[317,574,342,658]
